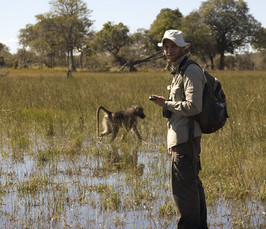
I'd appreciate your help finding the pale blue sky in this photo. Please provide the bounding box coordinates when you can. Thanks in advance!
[1,0,265,53]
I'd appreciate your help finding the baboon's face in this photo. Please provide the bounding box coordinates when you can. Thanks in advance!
[134,106,146,119]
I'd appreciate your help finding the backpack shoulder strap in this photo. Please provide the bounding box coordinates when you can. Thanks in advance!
[179,59,200,77]
[178,58,202,141]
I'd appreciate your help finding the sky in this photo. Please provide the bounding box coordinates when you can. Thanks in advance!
[1,0,266,54]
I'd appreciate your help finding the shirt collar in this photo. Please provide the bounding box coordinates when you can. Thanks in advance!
[170,55,186,74]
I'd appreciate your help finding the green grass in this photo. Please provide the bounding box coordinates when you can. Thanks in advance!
[200,70,265,202]
[0,69,265,228]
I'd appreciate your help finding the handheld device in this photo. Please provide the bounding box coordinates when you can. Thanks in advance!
[149,96,157,101]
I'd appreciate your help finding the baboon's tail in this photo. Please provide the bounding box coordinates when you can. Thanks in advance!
[96,106,112,137]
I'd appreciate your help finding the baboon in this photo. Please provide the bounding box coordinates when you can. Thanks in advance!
[96,105,146,142]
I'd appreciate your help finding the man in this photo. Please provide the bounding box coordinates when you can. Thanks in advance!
[150,30,208,229]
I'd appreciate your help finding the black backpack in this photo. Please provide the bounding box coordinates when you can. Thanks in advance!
[179,58,229,134]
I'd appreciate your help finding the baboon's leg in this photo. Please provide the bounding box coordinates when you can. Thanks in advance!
[120,122,129,141]
[121,132,128,141]
[100,115,112,137]
[132,125,142,141]
[110,126,119,142]
[100,129,111,137]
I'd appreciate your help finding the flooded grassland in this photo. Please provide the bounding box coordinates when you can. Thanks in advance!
[0,70,265,228]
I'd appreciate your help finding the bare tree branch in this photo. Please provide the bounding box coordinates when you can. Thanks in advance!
[119,51,164,72]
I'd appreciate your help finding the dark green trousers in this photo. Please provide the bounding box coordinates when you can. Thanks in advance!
[171,137,208,229]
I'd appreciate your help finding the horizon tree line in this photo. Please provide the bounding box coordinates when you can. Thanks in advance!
[0,0,265,71]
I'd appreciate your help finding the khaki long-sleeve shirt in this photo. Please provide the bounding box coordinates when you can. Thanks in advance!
[165,55,206,148]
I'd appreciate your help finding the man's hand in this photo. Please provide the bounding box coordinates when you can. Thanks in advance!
[150,95,167,107]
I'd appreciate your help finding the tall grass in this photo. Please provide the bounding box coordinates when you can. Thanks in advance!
[200,71,265,202]
[0,68,265,228]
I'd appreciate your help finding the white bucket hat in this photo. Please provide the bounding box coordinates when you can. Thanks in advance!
[158,30,190,49]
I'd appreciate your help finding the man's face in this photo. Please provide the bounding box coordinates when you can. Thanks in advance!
[163,39,185,63]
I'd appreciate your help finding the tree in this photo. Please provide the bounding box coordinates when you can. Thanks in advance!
[34,14,64,68]
[0,43,15,68]
[121,29,162,71]
[129,29,152,59]
[119,50,163,72]
[182,11,217,69]
[251,27,266,51]
[199,0,261,70]
[15,48,36,69]
[0,43,10,66]
[94,21,130,67]
[19,24,36,51]
[48,0,93,70]
[19,14,61,68]
[149,8,183,48]
[18,0,93,70]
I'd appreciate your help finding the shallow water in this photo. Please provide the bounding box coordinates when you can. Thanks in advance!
[0,142,264,228]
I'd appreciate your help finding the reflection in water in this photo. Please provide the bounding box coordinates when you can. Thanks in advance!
[100,141,145,176]
[0,138,264,228]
